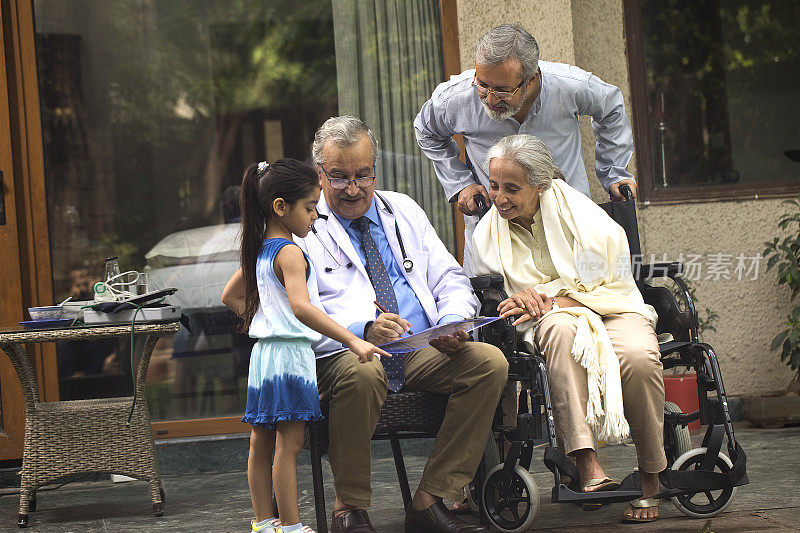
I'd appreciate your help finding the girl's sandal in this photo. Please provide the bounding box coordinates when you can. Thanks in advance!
[621,497,661,523]
[251,518,282,532]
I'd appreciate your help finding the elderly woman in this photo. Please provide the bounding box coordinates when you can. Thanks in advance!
[471,134,666,523]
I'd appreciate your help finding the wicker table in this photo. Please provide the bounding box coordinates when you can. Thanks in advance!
[0,321,180,528]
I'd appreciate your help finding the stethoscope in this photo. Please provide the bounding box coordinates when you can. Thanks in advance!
[311,192,414,274]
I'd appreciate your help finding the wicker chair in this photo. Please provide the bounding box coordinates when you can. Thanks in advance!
[0,322,180,528]
[305,390,448,533]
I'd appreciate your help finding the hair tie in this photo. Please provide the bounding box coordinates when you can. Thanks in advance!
[257,161,269,174]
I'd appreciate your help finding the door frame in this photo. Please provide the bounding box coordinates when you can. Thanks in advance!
[2,0,59,398]
[0,0,26,460]
[1,0,60,460]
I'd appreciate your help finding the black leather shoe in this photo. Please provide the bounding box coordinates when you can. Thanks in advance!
[405,501,488,533]
[330,508,377,533]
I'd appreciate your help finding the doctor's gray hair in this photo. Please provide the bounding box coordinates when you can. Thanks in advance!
[475,24,540,80]
[484,134,563,191]
[312,115,379,166]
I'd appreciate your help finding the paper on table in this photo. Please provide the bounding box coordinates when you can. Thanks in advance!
[379,316,502,354]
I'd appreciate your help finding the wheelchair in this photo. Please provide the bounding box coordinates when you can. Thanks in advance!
[464,187,749,532]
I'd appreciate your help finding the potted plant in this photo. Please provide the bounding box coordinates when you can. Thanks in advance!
[743,195,800,427]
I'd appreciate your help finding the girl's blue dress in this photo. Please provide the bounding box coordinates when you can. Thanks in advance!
[242,238,323,429]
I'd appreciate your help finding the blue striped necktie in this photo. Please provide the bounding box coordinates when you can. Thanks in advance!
[353,216,404,391]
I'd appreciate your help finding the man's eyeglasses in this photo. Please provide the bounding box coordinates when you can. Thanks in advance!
[319,164,376,190]
[472,75,527,101]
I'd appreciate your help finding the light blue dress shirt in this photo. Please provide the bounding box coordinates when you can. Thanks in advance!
[333,200,463,340]
[414,60,635,201]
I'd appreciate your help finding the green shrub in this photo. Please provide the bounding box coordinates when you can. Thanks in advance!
[763,196,800,378]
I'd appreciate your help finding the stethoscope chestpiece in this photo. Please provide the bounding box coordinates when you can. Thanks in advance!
[325,263,353,273]
[403,258,414,273]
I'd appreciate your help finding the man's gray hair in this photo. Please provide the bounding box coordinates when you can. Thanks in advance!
[475,24,540,79]
[484,134,563,190]
[312,115,379,166]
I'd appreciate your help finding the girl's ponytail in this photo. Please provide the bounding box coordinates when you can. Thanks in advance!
[239,163,266,331]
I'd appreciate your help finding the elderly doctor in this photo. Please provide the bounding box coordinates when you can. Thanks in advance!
[225,115,507,533]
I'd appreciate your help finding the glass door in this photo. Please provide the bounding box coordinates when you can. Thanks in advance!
[8,0,454,440]
[29,0,344,436]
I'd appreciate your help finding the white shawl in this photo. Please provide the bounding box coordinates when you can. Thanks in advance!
[471,179,657,443]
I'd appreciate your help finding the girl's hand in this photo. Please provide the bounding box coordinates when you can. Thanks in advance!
[498,288,549,325]
[348,338,392,364]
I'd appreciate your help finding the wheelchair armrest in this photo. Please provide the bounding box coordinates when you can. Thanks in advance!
[470,274,506,292]
[638,262,683,280]
[470,275,509,318]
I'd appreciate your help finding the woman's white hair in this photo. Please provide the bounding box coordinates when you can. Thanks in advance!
[484,134,563,190]
[312,115,378,166]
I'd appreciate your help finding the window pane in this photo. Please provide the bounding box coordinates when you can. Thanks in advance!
[34,0,336,419]
[640,0,800,188]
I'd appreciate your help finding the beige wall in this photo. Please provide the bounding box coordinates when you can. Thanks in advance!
[455,0,796,396]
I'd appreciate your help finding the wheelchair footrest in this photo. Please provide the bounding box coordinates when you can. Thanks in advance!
[543,445,580,487]
[551,484,643,504]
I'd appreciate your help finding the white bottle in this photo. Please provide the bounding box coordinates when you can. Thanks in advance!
[93,257,120,301]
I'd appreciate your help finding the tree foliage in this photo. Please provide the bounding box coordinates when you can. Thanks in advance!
[764,196,800,375]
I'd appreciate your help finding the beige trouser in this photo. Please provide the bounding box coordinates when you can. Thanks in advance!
[534,312,668,474]
[316,342,508,507]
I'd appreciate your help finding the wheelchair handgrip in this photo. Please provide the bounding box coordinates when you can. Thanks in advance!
[611,183,635,202]
[470,274,506,292]
[473,194,489,217]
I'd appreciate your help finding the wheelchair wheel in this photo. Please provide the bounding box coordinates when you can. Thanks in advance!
[671,447,737,518]
[482,463,539,533]
[466,433,502,514]
[664,401,692,465]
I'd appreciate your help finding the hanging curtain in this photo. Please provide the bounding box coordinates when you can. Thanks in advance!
[332,0,454,252]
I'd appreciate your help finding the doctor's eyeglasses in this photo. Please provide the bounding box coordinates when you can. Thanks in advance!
[319,164,376,190]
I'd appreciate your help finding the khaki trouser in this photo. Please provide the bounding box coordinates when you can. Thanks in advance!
[316,342,508,507]
[534,312,668,474]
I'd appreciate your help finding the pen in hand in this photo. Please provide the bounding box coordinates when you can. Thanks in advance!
[373,300,414,336]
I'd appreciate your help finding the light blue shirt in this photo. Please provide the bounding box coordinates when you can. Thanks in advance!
[414,60,635,201]
[333,199,463,340]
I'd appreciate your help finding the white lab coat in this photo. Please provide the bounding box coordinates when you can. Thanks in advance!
[296,190,479,358]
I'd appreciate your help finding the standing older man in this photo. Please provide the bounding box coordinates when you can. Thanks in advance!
[414,23,637,272]
[298,116,507,532]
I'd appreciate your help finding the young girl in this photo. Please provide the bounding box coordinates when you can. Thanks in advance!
[222,159,390,533]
